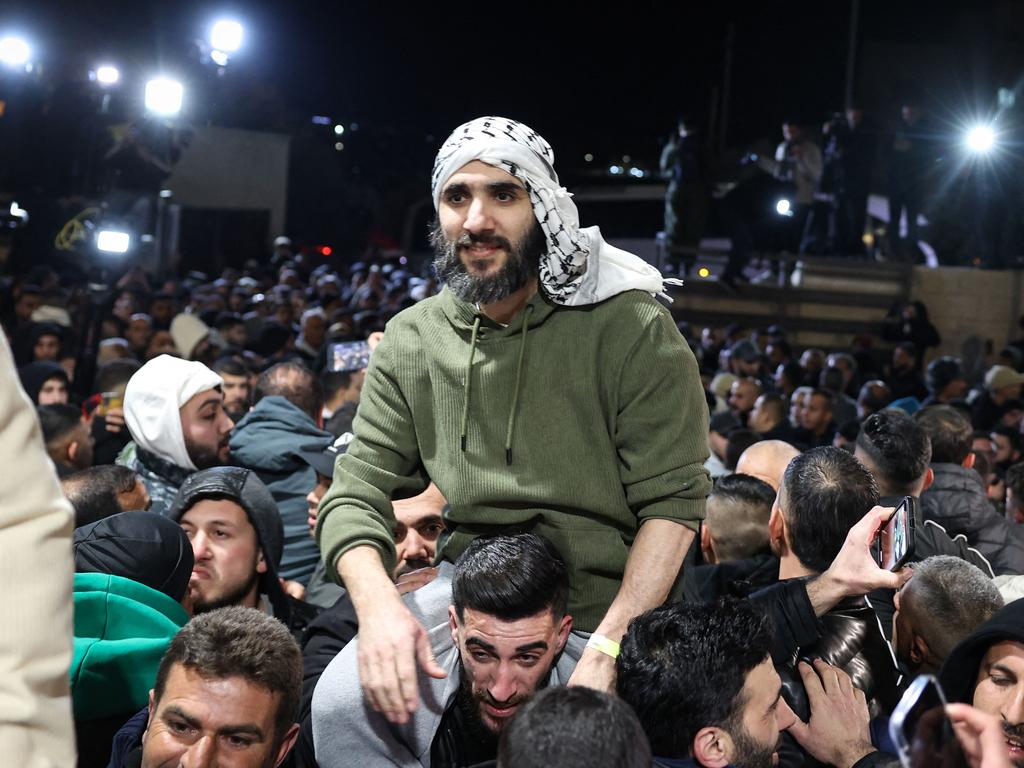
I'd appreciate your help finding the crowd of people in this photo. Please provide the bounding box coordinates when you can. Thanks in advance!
[4,115,1024,768]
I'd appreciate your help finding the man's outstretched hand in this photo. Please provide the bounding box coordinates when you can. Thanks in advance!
[357,594,447,724]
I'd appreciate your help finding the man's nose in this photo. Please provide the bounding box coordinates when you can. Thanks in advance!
[776,696,798,732]
[402,529,430,563]
[192,531,211,560]
[1004,688,1024,726]
[489,665,519,704]
[179,735,215,767]
[463,198,495,234]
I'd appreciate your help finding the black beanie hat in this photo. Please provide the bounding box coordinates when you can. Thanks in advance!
[17,361,70,403]
[167,467,286,612]
[74,511,195,603]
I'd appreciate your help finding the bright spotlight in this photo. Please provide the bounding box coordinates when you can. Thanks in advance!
[333,124,345,135]
[0,36,30,67]
[96,65,120,85]
[966,124,996,153]
[697,266,711,278]
[97,230,130,254]
[211,20,243,53]
[145,78,184,116]
[210,49,229,66]
[776,198,793,216]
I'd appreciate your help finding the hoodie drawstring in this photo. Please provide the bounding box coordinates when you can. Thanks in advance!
[504,304,532,465]
[459,316,482,452]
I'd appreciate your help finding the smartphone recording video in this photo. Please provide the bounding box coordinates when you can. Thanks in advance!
[890,675,967,768]
[876,496,916,572]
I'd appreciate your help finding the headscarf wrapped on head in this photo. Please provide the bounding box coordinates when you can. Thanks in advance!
[431,116,679,307]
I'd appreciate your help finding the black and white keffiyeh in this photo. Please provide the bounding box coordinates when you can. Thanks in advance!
[431,116,678,307]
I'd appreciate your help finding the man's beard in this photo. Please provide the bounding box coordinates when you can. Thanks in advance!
[728,719,779,768]
[185,434,229,470]
[192,569,260,615]
[457,658,543,736]
[429,217,545,305]
[1003,721,1024,767]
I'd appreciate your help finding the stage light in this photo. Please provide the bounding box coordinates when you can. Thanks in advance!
[320,245,332,256]
[210,49,229,66]
[145,78,184,116]
[0,36,30,67]
[96,65,120,85]
[697,266,711,278]
[584,153,593,162]
[608,165,623,175]
[334,124,345,135]
[776,198,793,217]
[966,124,996,153]
[97,230,130,254]
[211,20,243,53]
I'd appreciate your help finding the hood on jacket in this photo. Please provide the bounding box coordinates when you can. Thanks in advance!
[229,395,333,474]
[17,360,70,403]
[939,597,1024,704]
[72,572,189,720]
[74,511,194,603]
[167,466,287,614]
[123,354,223,471]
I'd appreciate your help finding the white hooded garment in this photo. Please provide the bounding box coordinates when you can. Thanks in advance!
[123,355,224,471]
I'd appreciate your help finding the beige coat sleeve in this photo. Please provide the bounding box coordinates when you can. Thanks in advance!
[0,332,75,766]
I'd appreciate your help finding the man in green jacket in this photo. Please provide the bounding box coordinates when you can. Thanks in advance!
[315,116,711,731]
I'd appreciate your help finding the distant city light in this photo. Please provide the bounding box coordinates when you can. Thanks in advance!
[608,165,623,175]
[211,20,244,53]
[334,124,345,135]
[97,230,130,254]
[584,153,593,162]
[145,78,184,116]
[210,49,229,67]
[628,167,645,179]
[335,142,344,151]
[95,65,120,85]
[0,36,31,68]
[776,198,793,217]
[966,124,996,153]
[698,266,711,278]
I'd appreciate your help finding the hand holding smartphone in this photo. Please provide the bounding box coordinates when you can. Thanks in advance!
[875,496,917,572]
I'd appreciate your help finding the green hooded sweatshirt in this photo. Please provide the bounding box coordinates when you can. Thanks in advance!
[71,572,189,720]
[316,287,711,631]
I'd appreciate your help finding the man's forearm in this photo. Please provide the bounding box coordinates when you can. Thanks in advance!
[593,519,696,640]
[337,545,401,619]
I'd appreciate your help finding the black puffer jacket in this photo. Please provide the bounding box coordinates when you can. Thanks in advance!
[921,463,1024,575]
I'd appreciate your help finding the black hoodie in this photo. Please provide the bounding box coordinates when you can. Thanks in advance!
[939,597,1024,704]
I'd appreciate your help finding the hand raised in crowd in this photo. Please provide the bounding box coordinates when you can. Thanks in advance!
[104,406,126,433]
[807,505,913,616]
[787,659,876,768]
[280,578,305,600]
[947,703,1014,768]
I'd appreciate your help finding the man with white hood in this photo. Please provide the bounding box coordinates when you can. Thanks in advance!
[313,117,711,759]
[117,354,233,516]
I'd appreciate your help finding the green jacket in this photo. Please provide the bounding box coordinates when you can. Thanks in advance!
[316,287,710,631]
[71,572,188,720]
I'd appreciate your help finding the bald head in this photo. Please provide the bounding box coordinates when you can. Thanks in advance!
[254,362,324,422]
[735,440,801,491]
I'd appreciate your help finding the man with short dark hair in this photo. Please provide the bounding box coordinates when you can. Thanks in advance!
[497,686,651,768]
[748,392,797,444]
[37,403,93,477]
[923,356,968,407]
[230,362,333,584]
[211,355,252,422]
[119,355,233,516]
[820,366,858,426]
[120,607,302,768]
[892,555,1002,675]
[992,425,1023,473]
[887,342,927,401]
[312,533,581,768]
[728,377,762,427]
[916,405,1024,574]
[320,367,364,438]
[62,464,150,527]
[701,474,775,565]
[795,389,836,448]
[856,379,891,420]
[1007,463,1024,525]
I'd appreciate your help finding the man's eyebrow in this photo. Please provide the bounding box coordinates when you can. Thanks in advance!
[442,182,470,196]
[990,662,1019,679]
[768,683,783,713]
[414,515,444,528]
[162,704,201,729]
[466,637,497,654]
[197,396,222,410]
[487,181,524,195]
[218,723,266,740]
[515,641,549,654]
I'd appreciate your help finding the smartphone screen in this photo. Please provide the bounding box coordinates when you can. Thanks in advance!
[877,497,914,571]
[890,675,967,768]
[329,341,371,373]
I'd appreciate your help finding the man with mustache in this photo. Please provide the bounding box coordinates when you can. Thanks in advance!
[119,355,234,516]
[313,533,576,767]
[316,117,711,738]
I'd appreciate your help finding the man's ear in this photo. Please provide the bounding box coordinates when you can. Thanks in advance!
[256,548,268,575]
[768,504,786,547]
[555,614,573,653]
[963,452,976,470]
[274,723,300,767]
[143,689,156,743]
[921,466,934,492]
[910,632,933,667]
[66,440,79,464]
[448,605,459,647]
[693,726,732,768]
[700,523,717,564]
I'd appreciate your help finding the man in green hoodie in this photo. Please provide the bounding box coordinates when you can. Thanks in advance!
[315,116,711,732]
